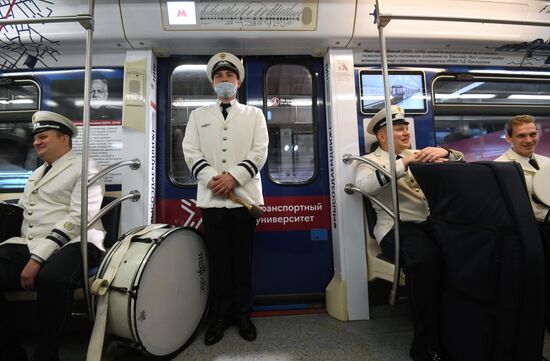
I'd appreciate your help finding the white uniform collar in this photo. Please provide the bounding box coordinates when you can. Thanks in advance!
[217,99,237,107]
[47,149,73,167]
[506,148,531,161]
[375,146,411,158]
[505,148,538,171]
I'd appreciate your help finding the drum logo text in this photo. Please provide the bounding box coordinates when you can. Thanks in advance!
[197,252,207,294]
[138,310,147,322]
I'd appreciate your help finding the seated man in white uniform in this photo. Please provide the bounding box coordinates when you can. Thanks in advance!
[0,111,105,361]
[495,115,550,224]
[495,115,550,344]
[355,105,463,361]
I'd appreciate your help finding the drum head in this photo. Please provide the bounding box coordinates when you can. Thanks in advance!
[132,228,208,356]
[533,167,550,207]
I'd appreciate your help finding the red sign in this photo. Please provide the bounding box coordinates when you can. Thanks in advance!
[156,195,331,233]
[257,195,330,231]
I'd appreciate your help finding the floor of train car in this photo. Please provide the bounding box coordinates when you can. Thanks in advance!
[13,282,550,361]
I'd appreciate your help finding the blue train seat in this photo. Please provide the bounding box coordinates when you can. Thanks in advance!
[363,197,405,285]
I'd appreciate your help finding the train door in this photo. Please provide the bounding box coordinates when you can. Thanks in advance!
[156,55,333,304]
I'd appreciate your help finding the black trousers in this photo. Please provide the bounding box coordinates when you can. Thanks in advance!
[201,207,257,320]
[0,243,100,361]
[380,221,443,354]
[539,222,550,333]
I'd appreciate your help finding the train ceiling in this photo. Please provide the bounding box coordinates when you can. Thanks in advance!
[0,0,549,69]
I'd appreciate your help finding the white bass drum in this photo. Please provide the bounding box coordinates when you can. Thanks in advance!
[95,225,209,357]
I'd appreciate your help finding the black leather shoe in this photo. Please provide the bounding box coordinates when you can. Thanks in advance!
[204,318,230,345]
[2,344,28,361]
[236,315,257,342]
[410,346,448,361]
[425,348,446,361]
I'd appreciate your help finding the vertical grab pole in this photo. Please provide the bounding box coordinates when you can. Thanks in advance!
[375,0,401,305]
[81,0,95,321]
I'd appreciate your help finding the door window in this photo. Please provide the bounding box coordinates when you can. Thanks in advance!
[169,64,216,185]
[265,64,316,184]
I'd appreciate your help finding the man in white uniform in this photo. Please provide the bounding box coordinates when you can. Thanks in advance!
[355,106,463,361]
[495,115,550,223]
[182,52,269,345]
[0,111,105,361]
[495,115,550,346]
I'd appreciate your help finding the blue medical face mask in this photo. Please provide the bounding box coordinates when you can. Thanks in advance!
[213,82,238,100]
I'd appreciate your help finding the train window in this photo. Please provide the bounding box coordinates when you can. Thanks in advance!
[434,75,550,107]
[0,78,40,190]
[265,64,316,184]
[170,63,216,185]
[0,79,39,111]
[359,70,427,114]
[435,115,550,161]
[433,75,550,161]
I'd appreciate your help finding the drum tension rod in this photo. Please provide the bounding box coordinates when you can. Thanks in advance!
[128,287,139,299]
[109,285,129,294]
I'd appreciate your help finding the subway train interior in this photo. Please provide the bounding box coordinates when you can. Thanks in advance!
[1,0,550,360]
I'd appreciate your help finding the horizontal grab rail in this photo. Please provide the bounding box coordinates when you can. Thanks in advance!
[377,13,550,28]
[87,159,141,188]
[0,14,93,28]
[342,154,391,179]
[87,190,140,229]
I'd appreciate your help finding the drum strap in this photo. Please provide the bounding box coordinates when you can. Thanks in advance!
[86,223,169,361]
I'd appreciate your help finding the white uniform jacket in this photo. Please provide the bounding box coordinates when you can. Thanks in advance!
[495,148,550,222]
[182,100,269,208]
[2,151,105,262]
[355,147,464,242]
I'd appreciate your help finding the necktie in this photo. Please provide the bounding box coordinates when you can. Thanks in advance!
[42,164,52,180]
[396,155,407,171]
[529,157,540,170]
[221,103,230,119]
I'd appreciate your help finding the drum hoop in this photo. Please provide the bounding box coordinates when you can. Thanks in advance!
[95,238,124,280]
[128,240,160,346]
[119,225,149,239]
[154,225,202,242]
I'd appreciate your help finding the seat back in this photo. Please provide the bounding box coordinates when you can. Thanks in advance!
[363,197,405,285]
[410,161,546,361]
[100,196,121,250]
